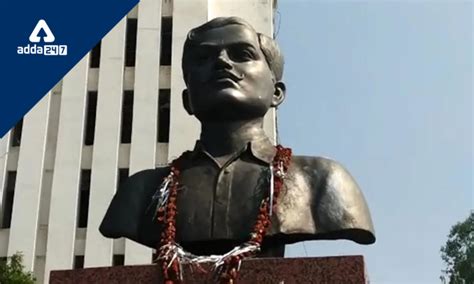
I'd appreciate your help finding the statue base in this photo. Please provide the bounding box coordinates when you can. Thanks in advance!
[50,255,368,283]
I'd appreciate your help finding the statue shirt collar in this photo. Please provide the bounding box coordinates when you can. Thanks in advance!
[190,135,277,166]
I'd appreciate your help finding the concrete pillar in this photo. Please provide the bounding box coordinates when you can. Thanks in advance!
[43,57,89,283]
[7,94,51,270]
[123,0,162,264]
[0,133,10,229]
[84,18,126,267]
[167,0,208,159]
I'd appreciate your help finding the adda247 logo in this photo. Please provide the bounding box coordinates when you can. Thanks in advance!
[17,19,68,56]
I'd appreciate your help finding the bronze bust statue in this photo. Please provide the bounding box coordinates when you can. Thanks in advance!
[100,17,375,259]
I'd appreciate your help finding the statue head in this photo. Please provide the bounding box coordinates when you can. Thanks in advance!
[181,17,286,122]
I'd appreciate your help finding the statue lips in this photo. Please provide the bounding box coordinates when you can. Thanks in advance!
[209,70,243,88]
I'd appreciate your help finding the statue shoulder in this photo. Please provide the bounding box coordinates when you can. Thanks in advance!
[290,155,353,184]
[290,155,361,190]
[290,156,376,244]
[99,166,170,246]
[125,166,170,188]
[111,167,171,206]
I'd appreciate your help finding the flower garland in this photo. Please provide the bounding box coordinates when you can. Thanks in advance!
[155,145,292,284]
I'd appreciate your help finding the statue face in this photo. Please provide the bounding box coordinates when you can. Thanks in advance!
[183,24,278,121]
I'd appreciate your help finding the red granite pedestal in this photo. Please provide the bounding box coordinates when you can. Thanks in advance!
[50,255,368,284]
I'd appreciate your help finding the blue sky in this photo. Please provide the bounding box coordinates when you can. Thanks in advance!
[276,1,472,283]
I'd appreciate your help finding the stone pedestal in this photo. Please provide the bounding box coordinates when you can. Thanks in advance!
[50,255,368,283]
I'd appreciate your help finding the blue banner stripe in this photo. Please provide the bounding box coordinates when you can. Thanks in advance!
[1,0,139,137]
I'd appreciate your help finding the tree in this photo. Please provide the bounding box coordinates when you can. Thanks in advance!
[0,252,36,284]
[440,211,474,284]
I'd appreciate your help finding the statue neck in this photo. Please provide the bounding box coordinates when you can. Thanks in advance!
[199,118,267,158]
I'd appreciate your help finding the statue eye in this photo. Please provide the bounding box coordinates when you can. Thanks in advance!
[194,47,215,62]
[196,51,210,62]
[229,47,255,62]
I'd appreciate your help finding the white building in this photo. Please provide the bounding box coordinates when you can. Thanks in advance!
[0,0,277,283]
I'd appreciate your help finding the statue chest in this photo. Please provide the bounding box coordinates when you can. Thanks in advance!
[175,158,270,242]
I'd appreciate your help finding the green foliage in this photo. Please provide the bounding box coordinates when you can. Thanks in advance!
[0,252,36,284]
[440,211,474,284]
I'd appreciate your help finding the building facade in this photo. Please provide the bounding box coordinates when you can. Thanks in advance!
[0,0,276,283]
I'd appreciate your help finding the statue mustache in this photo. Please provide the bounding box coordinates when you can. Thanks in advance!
[207,70,245,83]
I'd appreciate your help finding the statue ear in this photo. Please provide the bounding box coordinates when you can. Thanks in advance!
[182,89,194,115]
[271,82,286,107]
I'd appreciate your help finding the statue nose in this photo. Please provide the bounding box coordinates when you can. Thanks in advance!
[216,50,232,69]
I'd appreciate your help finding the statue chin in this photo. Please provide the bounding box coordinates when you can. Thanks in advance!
[195,106,268,122]
[192,91,271,122]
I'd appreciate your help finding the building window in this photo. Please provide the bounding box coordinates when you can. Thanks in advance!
[121,91,134,144]
[77,170,91,228]
[158,89,170,143]
[125,18,138,67]
[160,17,172,66]
[113,254,125,266]
[89,41,101,68]
[73,255,84,269]
[84,91,97,146]
[1,171,16,228]
[11,119,23,147]
[118,168,129,189]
